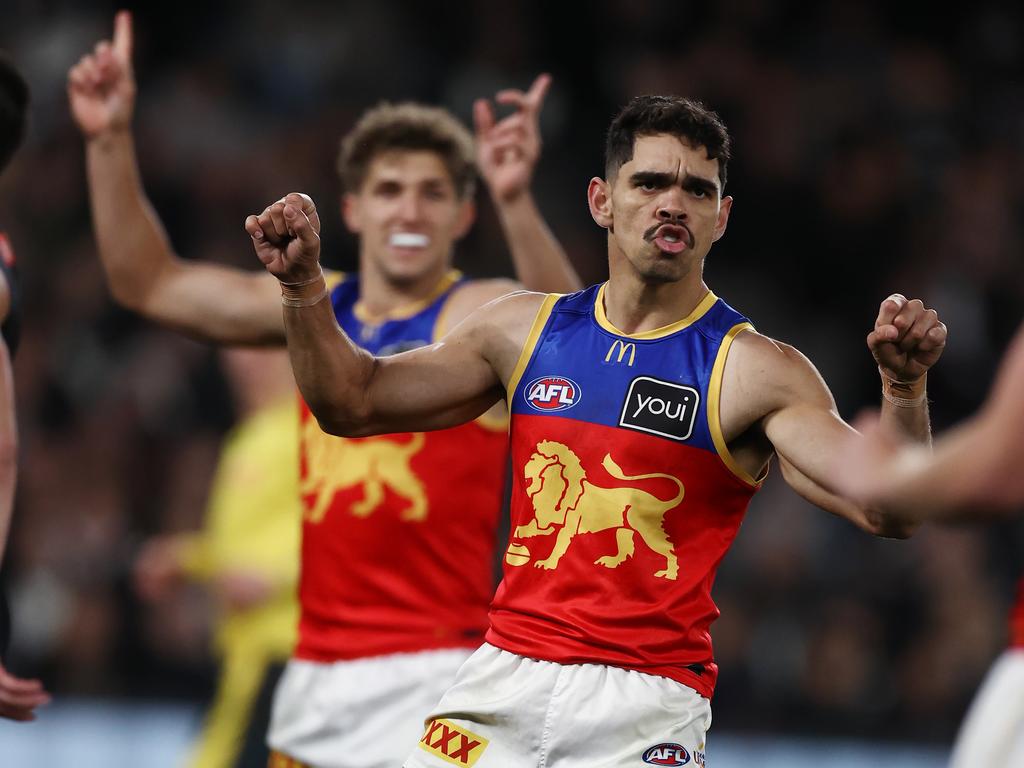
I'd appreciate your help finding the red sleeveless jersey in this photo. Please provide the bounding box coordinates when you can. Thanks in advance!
[295,273,508,661]
[488,285,761,698]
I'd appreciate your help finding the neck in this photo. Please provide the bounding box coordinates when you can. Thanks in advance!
[602,257,710,336]
[356,253,453,318]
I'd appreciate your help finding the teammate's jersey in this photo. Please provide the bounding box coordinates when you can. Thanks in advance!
[1010,576,1024,648]
[296,271,509,661]
[487,283,762,698]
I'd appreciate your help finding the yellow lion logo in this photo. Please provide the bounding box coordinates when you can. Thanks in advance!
[301,419,427,524]
[511,440,684,579]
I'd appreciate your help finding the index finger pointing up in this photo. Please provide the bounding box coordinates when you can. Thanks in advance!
[113,10,133,63]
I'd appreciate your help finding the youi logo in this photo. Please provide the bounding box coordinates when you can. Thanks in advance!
[642,743,691,766]
[525,376,581,412]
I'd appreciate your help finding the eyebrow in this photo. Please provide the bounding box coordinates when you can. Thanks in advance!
[629,170,719,197]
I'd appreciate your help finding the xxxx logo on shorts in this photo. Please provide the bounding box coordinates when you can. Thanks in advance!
[419,718,489,766]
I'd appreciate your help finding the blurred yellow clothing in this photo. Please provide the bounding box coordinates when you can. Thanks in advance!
[176,396,301,768]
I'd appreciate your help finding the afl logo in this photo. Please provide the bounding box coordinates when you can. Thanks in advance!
[525,376,581,412]
[642,743,691,766]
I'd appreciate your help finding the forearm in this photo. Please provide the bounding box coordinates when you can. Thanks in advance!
[495,193,581,293]
[281,276,376,436]
[85,130,178,308]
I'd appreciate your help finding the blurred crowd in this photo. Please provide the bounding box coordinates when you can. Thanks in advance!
[0,0,1022,746]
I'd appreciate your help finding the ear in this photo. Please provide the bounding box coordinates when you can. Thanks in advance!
[341,194,361,234]
[587,177,613,229]
[452,197,476,240]
[711,194,733,243]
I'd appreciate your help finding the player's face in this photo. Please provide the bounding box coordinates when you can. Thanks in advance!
[591,133,732,283]
[344,150,474,284]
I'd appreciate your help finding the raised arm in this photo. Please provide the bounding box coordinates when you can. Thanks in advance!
[732,295,946,537]
[247,194,536,436]
[834,322,1024,519]
[475,74,582,294]
[67,12,283,345]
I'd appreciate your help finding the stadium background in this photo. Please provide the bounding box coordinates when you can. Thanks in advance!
[2,0,1023,765]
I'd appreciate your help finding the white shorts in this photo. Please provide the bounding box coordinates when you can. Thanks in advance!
[950,648,1024,768]
[267,647,474,768]
[405,643,711,768]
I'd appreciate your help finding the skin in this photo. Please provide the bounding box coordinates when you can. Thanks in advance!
[252,133,947,538]
[66,12,579,348]
[833,322,1024,520]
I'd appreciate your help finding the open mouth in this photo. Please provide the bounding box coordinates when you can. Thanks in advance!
[389,232,430,249]
[646,223,692,254]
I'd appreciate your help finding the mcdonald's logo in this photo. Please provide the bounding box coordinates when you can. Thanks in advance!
[605,340,636,366]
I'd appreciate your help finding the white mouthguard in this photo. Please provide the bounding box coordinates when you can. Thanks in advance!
[389,233,430,248]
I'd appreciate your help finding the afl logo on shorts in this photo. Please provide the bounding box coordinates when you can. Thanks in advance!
[642,743,691,766]
[525,376,580,412]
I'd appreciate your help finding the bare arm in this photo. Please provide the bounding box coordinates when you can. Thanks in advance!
[735,295,946,537]
[247,195,535,436]
[68,12,284,345]
[836,323,1024,518]
[475,75,582,294]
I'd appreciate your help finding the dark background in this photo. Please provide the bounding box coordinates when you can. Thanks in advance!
[1,0,1022,747]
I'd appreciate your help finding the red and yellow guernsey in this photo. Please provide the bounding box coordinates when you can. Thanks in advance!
[489,283,763,698]
[1010,577,1024,648]
[296,271,508,661]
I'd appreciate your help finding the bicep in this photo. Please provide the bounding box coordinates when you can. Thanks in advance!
[346,315,505,436]
[761,353,902,535]
[141,264,285,345]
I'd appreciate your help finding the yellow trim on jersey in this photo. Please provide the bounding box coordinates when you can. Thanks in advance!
[353,270,462,325]
[475,403,510,432]
[707,321,764,488]
[323,269,346,293]
[594,282,718,339]
[506,294,560,400]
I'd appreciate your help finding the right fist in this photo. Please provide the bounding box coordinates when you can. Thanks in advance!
[67,11,135,138]
[246,193,323,284]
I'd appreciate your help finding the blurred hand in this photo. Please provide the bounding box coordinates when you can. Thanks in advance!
[214,569,275,612]
[474,74,551,204]
[67,10,136,138]
[0,660,50,722]
[133,534,187,602]
[831,409,912,504]
[246,193,322,284]
[867,294,947,381]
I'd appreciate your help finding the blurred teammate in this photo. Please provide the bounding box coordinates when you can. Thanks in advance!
[0,50,49,723]
[253,95,946,767]
[835,323,1024,768]
[68,11,580,767]
[134,347,299,768]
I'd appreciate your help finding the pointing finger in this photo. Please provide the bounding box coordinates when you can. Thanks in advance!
[113,10,133,64]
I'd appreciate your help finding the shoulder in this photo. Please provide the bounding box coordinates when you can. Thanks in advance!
[443,277,523,326]
[726,330,834,412]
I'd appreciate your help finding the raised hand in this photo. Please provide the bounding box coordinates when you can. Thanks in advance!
[474,74,551,203]
[868,294,947,381]
[67,10,136,138]
[245,193,322,284]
